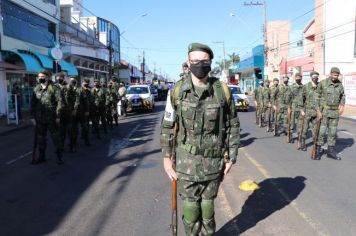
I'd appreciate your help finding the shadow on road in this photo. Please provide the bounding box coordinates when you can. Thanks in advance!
[216,176,306,236]
[335,138,354,154]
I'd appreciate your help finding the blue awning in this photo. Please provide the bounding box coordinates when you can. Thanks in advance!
[60,59,78,76]
[3,50,42,73]
[30,51,53,69]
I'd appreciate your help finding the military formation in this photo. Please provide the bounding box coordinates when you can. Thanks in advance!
[254,67,345,161]
[30,69,126,165]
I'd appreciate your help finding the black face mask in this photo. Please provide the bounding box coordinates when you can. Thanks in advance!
[331,78,338,83]
[39,78,46,84]
[296,79,302,84]
[83,84,89,88]
[58,78,64,84]
[283,81,288,85]
[70,81,77,86]
[189,62,211,79]
[312,77,318,84]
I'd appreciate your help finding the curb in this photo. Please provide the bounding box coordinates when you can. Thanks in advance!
[340,116,356,122]
[0,123,33,136]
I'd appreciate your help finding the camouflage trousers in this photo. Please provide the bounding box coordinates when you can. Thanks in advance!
[36,121,62,158]
[178,178,221,236]
[317,116,339,146]
[300,110,318,139]
[257,104,268,124]
[277,106,289,131]
[291,108,302,133]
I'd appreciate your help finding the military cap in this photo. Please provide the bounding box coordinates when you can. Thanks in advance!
[182,62,188,68]
[265,80,270,84]
[330,67,340,74]
[38,69,51,77]
[55,72,66,77]
[283,76,289,80]
[83,78,90,83]
[258,80,264,84]
[273,78,279,82]
[295,72,302,77]
[310,71,319,77]
[188,43,214,59]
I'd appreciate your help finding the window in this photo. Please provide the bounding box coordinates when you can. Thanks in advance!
[1,0,57,47]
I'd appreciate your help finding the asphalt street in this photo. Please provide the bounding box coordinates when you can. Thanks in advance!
[0,101,355,236]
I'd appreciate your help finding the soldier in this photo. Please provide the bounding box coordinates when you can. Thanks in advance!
[30,69,64,164]
[161,43,240,236]
[299,71,321,151]
[263,80,271,130]
[273,76,292,136]
[253,84,260,125]
[76,78,91,146]
[290,73,305,143]
[257,80,270,127]
[66,77,80,152]
[269,78,279,131]
[315,67,345,160]
[106,80,119,128]
[91,79,104,138]
[181,62,190,80]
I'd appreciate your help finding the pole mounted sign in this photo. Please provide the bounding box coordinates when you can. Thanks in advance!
[48,44,63,61]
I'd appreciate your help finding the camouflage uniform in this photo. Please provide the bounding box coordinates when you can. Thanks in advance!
[76,84,91,145]
[274,82,292,134]
[106,84,119,128]
[91,85,104,138]
[299,81,320,148]
[316,76,345,158]
[258,85,270,126]
[31,81,64,163]
[160,75,240,236]
[253,87,260,124]
[55,82,70,150]
[269,82,279,125]
[66,82,80,150]
[290,82,305,141]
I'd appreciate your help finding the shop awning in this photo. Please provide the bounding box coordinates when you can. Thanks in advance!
[60,59,78,76]
[2,51,42,73]
[0,61,24,70]
[30,51,53,69]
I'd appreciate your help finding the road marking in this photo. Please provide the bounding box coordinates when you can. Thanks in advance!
[5,151,32,165]
[340,131,354,136]
[107,124,141,157]
[240,147,330,236]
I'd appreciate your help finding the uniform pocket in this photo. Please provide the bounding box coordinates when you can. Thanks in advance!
[202,157,224,176]
[204,104,220,133]
[181,102,197,130]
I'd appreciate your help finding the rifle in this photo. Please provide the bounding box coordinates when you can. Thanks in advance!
[171,122,178,236]
[311,117,322,160]
[255,104,259,124]
[267,106,271,132]
[297,113,305,149]
[273,106,279,136]
[286,108,292,143]
[31,123,38,164]
[258,103,263,127]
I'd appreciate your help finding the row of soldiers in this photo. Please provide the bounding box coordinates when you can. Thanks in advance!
[254,67,345,160]
[30,69,127,164]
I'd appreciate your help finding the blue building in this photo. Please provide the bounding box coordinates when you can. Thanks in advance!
[233,45,264,93]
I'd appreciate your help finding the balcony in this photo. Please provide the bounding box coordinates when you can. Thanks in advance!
[59,23,100,46]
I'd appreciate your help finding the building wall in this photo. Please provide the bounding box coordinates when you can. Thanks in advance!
[313,0,325,76]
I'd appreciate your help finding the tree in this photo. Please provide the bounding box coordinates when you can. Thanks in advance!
[214,53,240,72]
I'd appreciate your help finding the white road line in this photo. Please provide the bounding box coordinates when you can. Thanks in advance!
[107,124,141,157]
[5,151,32,165]
[340,131,355,136]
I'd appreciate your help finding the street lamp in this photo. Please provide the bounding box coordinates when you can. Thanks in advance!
[120,13,148,36]
[213,41,226,70]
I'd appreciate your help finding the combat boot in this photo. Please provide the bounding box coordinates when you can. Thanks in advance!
[57,152,64,165]
[182,218,202,236]
[201,218,216,236]
[313,145,322,160]
[327,146,341,160]
[301,138,307,151]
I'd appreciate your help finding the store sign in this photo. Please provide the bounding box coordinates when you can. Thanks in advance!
[344,75,356,106]
[48,44,63,60]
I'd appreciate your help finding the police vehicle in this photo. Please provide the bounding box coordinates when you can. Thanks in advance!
[126,84,155,112]
[228,85,249,112]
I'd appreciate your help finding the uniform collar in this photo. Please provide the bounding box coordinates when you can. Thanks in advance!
[326,77,341,87]
[182,74,214,96]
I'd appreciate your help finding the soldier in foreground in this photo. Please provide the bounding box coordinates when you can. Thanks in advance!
[290,73,304,143]
[161,43,240,236]
[31,70,64,164]
[273,76,292,136]
[315,67,345,160]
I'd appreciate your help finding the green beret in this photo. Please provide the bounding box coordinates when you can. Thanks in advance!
[38,69,51,77]
[265,80,270,84]
[188,43,214,59]
[295,72,302,77]
[273,78,279,82]
[83,78,90,83]
[55,72,66,78]
[310,71,319,77]
[182,62,188,68]
[330,67,340,74]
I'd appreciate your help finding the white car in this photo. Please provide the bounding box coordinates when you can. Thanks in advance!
[228,85,250,112]
[126,84,155,112]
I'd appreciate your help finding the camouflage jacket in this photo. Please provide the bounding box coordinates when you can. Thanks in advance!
[274,84,292,108]
[30,83,64,123]
[91,87,106,108]
[66,85,79,111]
[291,83,305,110]
[270,85,278,105]
[106,87,118,106]
[262,87,270,106]
[303,81,320,116]
[75,86,91,114]
[160,76,240,182]
[318,78,345,118]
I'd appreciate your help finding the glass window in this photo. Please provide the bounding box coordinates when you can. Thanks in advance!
[1,0,56,48]
[127,86,149,94]
[229,87,242,94]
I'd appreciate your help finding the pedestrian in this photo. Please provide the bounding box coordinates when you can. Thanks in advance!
[30,69,64,164]
[161,42,240,236]
[290,73,304,143]
[315,67,345,160]
[273,76,292,136]
[118,82,127,116]
[299,71,321,151]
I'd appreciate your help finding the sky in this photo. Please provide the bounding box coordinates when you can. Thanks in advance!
[84,0,314,81]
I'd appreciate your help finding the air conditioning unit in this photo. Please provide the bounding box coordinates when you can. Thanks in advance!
[271,65,279,72]
[308,50,314,57]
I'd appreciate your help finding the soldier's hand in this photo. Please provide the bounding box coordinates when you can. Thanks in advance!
[317,110,323,120]
[301,111,305,117]
[223,162,233,177]
[163,157,177,181]
[338,105,345,116]
[254,101,258,107]
[273,105,277,111]
[31,119,36,126]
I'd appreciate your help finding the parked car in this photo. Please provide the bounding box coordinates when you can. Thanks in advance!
[125,84,155,112]
[150,84,159,100]
[228,85,249,112]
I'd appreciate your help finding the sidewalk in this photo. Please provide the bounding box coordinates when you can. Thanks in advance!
[0,111,33,136]
[342,105,356,120]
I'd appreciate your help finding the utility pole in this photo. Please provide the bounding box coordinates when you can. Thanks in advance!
[213,41,226,71]
[244,0,268,81]
[142,51,145,82]
[108,22,113,80]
